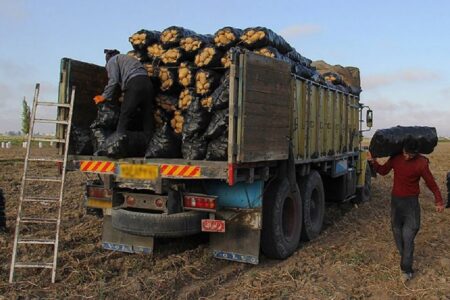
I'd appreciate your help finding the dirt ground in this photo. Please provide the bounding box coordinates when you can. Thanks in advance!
[0,144,449,299]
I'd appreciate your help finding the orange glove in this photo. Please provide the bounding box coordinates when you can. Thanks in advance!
[93,95,106,105]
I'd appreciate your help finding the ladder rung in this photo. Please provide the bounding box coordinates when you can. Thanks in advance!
[18,238,56,245]
[25,177,62,183]
[15,262,54,269]
[20,217,58,224]
[30,137,66,143]
[38,101,71,108]
[35,119,69,125]
[23,196,60,203]
[28,157,64,163]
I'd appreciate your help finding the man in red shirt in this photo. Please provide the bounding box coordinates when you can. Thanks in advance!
[370,138,444,282]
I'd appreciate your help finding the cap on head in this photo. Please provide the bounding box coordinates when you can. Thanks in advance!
[104,49,120,63]
[403,137,419,154]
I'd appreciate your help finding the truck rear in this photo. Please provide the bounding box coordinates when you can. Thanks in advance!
[58,50,373,263]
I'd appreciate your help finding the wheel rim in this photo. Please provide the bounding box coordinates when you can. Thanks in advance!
[282,195,296,240]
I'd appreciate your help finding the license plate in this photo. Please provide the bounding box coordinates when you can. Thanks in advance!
[118,164,159,180]
[202,219,225,233]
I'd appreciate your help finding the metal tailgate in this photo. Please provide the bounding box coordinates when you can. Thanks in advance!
[237,52,292,163]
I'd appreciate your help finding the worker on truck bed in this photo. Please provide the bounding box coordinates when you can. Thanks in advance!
[369,138,444,282]
[93,49,155,135]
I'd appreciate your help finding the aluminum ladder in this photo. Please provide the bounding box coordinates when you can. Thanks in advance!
[9,83,75,283]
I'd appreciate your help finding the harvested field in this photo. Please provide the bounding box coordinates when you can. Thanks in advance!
[1,143,449,299]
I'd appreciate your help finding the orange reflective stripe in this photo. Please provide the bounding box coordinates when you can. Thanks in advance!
[80,161,115,173]
[160,164,201,177]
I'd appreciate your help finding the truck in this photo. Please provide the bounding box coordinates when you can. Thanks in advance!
[57,50,373,264]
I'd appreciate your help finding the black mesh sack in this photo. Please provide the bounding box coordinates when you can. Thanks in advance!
[292,63,315,79]
[145,123,182,158]
[160,47,189,66]
[210,74,230,111]
[206,133,228,161]
[90,101,120,130]
[178,62,197,88]
[158,66,182,94]
[104,131,151,158]
[180,34,214,58]
[70,126,94,155]
[286,49,312,67]
[182,99,211,139]
[204,109,228,140]
[127,50,149,63]
[194,46,225,68]
[129,29,160,51]
[156,93,178,112]
[195,69,223,96]
[369,126,438,158]
[240,27,293,54]
[91,127,113,155]
[160,26,197,48]
[182,134,208,160]
[214,27,244,50]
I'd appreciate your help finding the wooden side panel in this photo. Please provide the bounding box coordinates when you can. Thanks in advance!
[297,81,307,160]
[237,52,291,163]
[59,58,108,129]
[324,90,333,155]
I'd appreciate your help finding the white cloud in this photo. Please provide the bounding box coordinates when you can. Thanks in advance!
[279,24,322,39]
[363,69,440,90]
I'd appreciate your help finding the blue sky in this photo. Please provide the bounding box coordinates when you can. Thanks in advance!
[1,0,449,136]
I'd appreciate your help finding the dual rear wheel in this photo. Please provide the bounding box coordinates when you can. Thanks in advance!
[261,170,325,259]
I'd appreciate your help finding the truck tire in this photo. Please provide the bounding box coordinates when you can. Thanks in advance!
[111,209,207,238]
[355,163,372,203]
[261,178,302,259]
[299,170,325,241]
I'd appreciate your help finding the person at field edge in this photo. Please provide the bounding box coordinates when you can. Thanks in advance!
[368,138,445,282]
[93,49,155,135]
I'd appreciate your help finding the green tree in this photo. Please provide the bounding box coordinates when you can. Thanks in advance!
[21,97,31,135]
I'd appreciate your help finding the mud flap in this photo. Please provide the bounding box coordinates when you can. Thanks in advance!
[102,215,154,254]
[210,208,262,264]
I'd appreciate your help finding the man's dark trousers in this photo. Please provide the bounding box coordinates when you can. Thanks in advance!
[391,195,421,273]
[116,75,154,134]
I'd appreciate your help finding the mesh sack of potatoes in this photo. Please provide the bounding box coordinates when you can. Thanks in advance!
[214,27,243,50]
[160,26,197,48]
[127,50,149,62]
[156,93,178,112]
[322,72,346,86]
[158,66,181,94]
[182,99,211,139]
[154,108,172,128]
[170,110,184,134]
[179,88,198,111]
[182,134,208,160]
[178,62,197,87]
[195,69,222,96]
[180,34,214,58]
[205,133,228,161]
[221,49,233,68]
[311,60,361,95]
[194,46,224,68]
[209,74,230,111]
[147,43,166,59]
[129,29,160,51]
[291,63,316,79]
[240,27,293,54]
[200,96,213,110]
[204,109,228,140]
[160,47,188,65]
[145,123,181,158]
[253,46,292,64]
[286,49,312,67]
[142,61,160,79]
